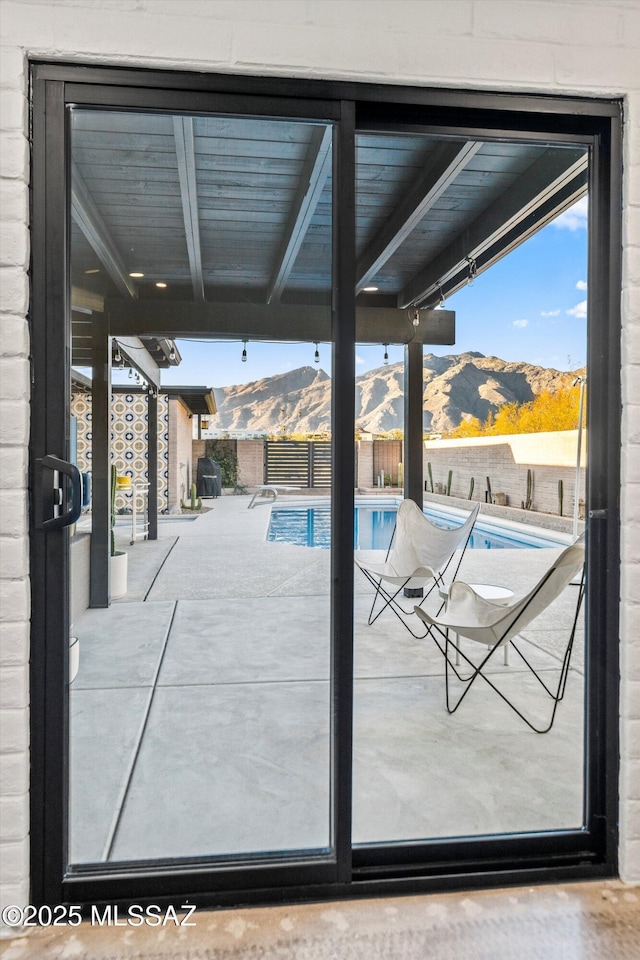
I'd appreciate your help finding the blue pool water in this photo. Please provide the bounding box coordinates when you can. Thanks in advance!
[267,505,565,550]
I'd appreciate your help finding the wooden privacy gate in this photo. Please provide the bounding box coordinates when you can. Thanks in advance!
[265,440,332,487]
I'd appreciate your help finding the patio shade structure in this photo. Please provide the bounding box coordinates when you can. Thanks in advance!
[68,111,587,602]
[69,116,587,317]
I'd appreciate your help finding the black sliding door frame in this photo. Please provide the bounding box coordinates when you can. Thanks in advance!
[29,62,621,910]
[350,115,620,881]
[30,73,346,908]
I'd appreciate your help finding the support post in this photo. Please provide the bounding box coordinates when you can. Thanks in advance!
[404,338,424,597]
[147,390,158,541]
[90,321,111,607]
[404,339,424,505]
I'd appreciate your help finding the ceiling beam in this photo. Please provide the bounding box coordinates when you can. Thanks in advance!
[173,117,205,302]
[356,141,482,293]
[266,125,332,304]
[419,170,587,309]
[71,162,138,299]
[107,299,455,346]
[398,148,589,308]
[71,285,105,313]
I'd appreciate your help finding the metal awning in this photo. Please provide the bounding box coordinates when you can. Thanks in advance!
[165,386,217,416]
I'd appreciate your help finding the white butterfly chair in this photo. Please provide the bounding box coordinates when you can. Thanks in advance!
[355,499,480,638]
[413,537,586,733]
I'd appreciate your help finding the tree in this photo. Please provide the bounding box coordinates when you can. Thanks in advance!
[445,383,586,438]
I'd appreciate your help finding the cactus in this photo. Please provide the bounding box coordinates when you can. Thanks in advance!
[181,482,202,511]
[468,476,475,500]
[486,476,492,504]
[427,461,434,493]
[558,479,564,516]
[446,469,453,496]
[525,468,533,510]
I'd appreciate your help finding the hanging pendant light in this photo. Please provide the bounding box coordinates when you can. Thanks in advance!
[314,342,320,364]
[241,340,248,362]
[383,344,389,365]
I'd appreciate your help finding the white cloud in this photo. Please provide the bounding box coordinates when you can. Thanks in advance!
[553,195,588,231]
[541,309,560,317]
[355,354,365,365]
[566,300,587,319]
[512,319,529,328]
[576,280,587,290]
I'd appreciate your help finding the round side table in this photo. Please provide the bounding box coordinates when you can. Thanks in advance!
[439,582,515,665]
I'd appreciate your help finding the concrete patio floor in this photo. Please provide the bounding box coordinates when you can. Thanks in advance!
[69,495,585,866]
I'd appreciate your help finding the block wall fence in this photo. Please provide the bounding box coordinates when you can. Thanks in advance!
[1,0,638,916]
[194,434,586,519]
[421,431,586,517]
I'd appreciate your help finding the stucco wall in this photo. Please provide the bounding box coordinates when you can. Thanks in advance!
[1,0,638,911]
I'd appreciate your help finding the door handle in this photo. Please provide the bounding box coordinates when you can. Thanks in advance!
[36,455,82,531]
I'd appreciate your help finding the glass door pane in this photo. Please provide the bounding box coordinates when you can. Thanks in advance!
[67,107,334,866]
[352,129,589,844]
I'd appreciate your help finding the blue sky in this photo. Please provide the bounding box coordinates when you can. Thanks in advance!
[156,196,588,390]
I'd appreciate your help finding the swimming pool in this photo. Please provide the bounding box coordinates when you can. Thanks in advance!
[267,499,568,550]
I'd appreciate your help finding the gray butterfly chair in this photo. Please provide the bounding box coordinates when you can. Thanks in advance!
[413,537,586,733]
[355,499,480,638]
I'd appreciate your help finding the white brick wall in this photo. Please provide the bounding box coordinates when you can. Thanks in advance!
[1,0,639,915]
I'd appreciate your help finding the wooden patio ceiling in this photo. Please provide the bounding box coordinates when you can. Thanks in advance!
[70,110,587,355]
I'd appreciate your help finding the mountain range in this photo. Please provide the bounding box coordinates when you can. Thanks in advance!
[209,352,576,435]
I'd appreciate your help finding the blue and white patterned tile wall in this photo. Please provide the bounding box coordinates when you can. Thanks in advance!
[71,389,169,513]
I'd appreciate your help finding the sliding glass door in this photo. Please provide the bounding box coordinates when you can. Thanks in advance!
[351,129,590,847]
[29,63,620,909]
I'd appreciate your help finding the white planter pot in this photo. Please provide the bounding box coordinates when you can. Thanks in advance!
[69,636,80,684]
[110,550,128,600]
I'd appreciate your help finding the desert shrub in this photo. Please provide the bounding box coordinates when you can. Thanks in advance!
[205,439,238,487]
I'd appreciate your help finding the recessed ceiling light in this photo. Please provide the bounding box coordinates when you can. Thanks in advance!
[85,269,100,274]
[155,282,167,288]
[363,286,378,292]
[129,272,144,278]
